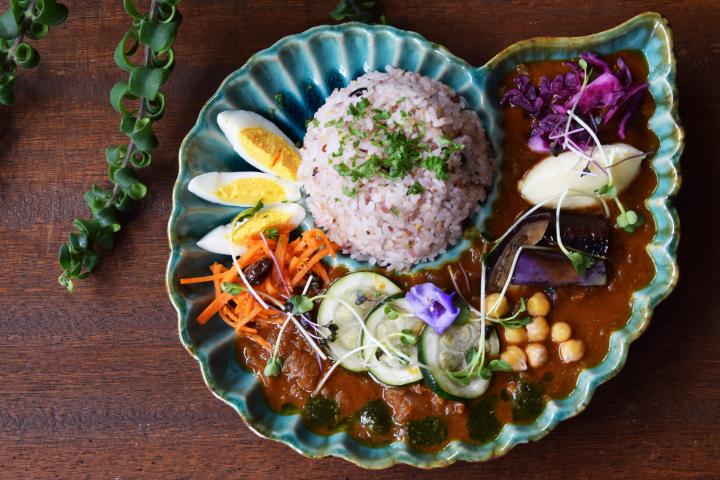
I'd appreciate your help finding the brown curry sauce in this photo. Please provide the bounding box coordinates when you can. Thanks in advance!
[236,50,658,451]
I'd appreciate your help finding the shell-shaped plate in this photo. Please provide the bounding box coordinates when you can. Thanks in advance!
[167,13,682,468]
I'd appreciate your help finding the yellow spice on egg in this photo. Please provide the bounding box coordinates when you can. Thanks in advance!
[215,177,286,205]
[230,211,291,244]
[237,128,300,181]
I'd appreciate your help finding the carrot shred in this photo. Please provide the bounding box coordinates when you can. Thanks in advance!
[180,228,339,352]
[311,262,329,285]
[197,292,232,325]
[291,248,332,285]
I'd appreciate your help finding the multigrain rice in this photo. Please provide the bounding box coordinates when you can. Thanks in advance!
[299,68,492,270]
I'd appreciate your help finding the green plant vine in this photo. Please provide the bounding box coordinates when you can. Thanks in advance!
[0,0,68,105]
[57,0,182,292]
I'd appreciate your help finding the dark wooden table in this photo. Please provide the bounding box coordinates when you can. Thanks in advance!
[1,1,718,478]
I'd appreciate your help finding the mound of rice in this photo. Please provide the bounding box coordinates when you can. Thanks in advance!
[298,68,492,271]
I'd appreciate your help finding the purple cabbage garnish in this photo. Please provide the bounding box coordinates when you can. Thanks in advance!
[501,52,648,154]
[405,283,460,334]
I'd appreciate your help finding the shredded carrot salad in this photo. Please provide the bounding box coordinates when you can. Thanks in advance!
[180,227,339,350]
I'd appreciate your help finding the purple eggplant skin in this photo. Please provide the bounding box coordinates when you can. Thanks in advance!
[543,211,609,258]
[511,249,607,286]
[486,212,552,292]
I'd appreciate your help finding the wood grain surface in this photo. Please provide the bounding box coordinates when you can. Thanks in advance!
[1,1,718,478]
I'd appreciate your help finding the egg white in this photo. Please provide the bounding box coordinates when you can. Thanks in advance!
[188,171,301,207]
[196,203,307,256]
[217,110,300,182]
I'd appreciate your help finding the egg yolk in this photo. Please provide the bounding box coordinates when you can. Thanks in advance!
[215,177,286,205]
[230,210,291,244]
[237,128,300,181]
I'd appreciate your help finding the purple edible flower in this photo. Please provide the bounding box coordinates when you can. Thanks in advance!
[405,283,460,334]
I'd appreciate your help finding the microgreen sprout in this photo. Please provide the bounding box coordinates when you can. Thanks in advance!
[479,359,513,380]
[399,329,419,345]
[287,295,314,315]
[264,356,283,377]
[221,282,245,296]
[384,304,400,320]
[483,298,532,329]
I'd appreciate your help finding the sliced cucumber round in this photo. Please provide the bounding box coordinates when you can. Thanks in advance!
[316,272,401,372]
[361,297,424,386]
[418,322,500,400]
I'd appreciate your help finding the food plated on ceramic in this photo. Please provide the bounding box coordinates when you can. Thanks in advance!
[168,13,682,468]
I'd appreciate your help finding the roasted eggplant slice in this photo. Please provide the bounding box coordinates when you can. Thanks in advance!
[486,212,551,292]
[543,212,609,258]
[486,210,610,290]
[511,249,607,286]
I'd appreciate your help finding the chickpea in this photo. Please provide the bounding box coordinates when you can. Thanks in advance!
[526,316,549,342]
[551,322,572,343]
[527,291,551,317]
[525,343,549,368]
[504,326,527,345]
[559,339,586,363]
[484,293,510,317]
[501,345,527,372]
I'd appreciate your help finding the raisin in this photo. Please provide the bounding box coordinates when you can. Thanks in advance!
[244,258,273,286]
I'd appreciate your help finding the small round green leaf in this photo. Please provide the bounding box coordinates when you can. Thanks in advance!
[14,43,39,69]
[130,150,152,168]
[138,17,178,53]
[122,0,144,19]
[114,167,138,188]
[145,92,165,120]
[105,145,128,166]
[151,48,174,74]
[26,21,49,40]
[95,206,121,232]
[126,182,147,200]
[110,80,138,114]
[128,66,164,100]
[131,117,158,152]
[120,114,136,135]
[0,9,20,40]
[114,29,139,72]
[33,0,68,26]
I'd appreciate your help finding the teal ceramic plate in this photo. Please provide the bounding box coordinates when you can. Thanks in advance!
[167,12,682,468]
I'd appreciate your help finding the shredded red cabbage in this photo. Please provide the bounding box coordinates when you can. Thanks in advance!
[501,52,648,154]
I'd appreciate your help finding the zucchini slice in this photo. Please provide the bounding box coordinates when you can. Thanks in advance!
[418,322,500,400]
[316,272,401,372]
[361,297,424,386]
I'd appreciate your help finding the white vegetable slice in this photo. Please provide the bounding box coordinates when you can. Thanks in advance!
[419,322,500,400]
[361,298,424,386]
[316,272,401,372]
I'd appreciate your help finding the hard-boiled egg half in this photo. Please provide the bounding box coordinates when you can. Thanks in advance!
[188,172,301,207]
[197,203,306,256]
[519,143,645,209]
[217,110,301,182]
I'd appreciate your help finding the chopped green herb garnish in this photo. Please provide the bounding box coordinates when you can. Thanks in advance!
[390,206,400,217]
[342,185,357,197]
[407,182,424,195]
[348,97,370,117]
[263,227,279,240]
